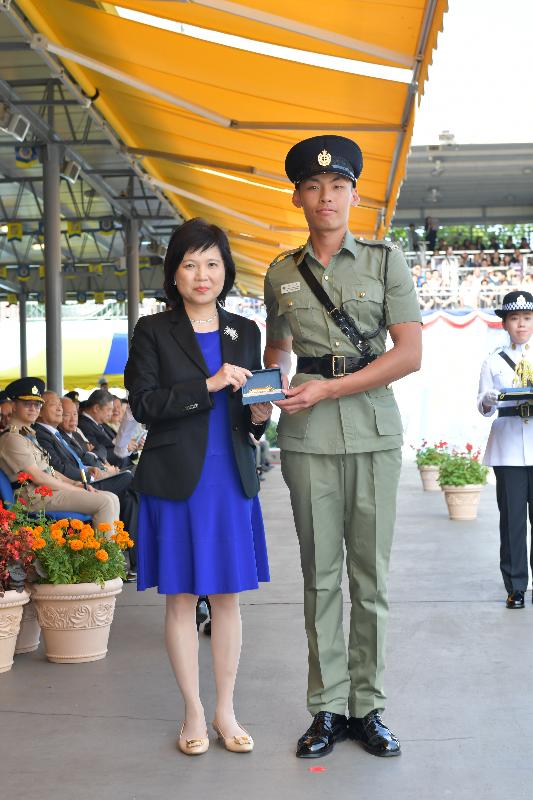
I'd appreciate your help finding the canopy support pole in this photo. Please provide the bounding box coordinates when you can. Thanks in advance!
[43,142,63,393]
[126,217,140,344]
[19,290,27,378]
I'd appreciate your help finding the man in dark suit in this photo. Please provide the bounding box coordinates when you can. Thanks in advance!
[78,390,131,469]
[36,391,138,578]
[59,397,116,472]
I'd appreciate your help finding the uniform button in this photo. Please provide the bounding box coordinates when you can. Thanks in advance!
[288,300,293,307]
[324,275,329,281]
[335,341,340,347]
[232,425,238,431]
[386,384,392,390]
[358,291,366,298]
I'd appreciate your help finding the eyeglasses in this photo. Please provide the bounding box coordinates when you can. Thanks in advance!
[19,400,43,409]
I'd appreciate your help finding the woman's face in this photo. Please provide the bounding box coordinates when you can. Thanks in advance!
[174,245,225,307]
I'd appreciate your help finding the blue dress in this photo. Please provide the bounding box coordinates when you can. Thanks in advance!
[137,330,270,595]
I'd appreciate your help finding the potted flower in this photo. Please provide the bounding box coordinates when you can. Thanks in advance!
[438,444,489,521]
[414,440,449,491]
[0,500,33,672]
[13,474,134,663]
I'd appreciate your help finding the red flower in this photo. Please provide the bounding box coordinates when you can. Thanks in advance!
[465,443,473,452]
[34,486,53,498]
[17,498,27,506]
[17,471,32,483]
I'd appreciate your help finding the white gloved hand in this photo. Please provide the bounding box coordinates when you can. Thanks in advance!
[482,388,500,408]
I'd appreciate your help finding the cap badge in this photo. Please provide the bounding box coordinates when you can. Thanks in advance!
[317,149,332,167]
[516,295,527,307]
[31,386,39,395]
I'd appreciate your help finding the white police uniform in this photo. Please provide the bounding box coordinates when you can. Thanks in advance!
[477,342,533,465]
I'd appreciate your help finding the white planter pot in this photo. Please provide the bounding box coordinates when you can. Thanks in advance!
[442,484,483,521]
[15,599,41,654]
[418,465,441,491]
[31,578,123,663]
[0,589,30,673]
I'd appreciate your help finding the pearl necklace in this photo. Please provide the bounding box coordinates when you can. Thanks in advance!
[188,313,218,325]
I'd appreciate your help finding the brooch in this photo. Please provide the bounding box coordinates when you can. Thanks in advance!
[223,326,238,341]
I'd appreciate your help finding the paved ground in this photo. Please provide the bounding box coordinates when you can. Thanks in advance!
[2,462,533,800]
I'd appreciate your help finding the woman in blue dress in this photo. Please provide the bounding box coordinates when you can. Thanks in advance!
[125,219,271,755]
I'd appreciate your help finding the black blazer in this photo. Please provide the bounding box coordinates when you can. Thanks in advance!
[124,305,266,501]
[77,414,127,468]
[34,423,85,482]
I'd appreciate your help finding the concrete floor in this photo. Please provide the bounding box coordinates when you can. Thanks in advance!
[2,462,533,799]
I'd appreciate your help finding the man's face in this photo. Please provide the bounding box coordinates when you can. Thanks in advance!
[0,400,12,428]
[13,399,42,426]
[102,401,113,423]
[292,173,359,234]
[39,392,63,428]
[60,399,78,432]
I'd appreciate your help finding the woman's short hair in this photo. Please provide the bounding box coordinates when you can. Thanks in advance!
[163,218,236,308]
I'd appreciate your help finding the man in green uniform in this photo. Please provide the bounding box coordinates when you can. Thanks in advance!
[264,135,422,758]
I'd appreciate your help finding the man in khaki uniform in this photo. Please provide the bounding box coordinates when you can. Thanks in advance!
[0,378,120,528]
[264,136,422,758]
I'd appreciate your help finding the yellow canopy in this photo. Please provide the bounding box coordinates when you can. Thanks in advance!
[18,0,447,294]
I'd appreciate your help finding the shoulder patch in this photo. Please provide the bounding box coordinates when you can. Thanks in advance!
[269,246,304,268]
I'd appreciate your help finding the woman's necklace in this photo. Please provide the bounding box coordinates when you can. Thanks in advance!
[188,313,218,325]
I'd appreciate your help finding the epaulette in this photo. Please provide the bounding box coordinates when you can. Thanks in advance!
[269,246,304,268]
[354,237,401,251]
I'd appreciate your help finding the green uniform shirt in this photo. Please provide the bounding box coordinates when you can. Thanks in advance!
[264,231,422,454]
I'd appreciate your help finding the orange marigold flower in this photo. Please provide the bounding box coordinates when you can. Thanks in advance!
[127,539,134,548]
[81,524,94,537]
[98,523,112,533]
[55,519,69,529]
[32,538,46,550]
[95,549,109,562]
[51,530,64,542]
[70,519,84,530]
[69,539,83,551]
[33,526,43,535]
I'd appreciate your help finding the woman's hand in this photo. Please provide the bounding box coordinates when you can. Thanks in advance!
[250,402,272,425]
[206,363,252,393]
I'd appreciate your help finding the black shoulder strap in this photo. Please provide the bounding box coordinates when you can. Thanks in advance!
[499,350,533,386]
[295,255,375,359]
[498,351,517,371]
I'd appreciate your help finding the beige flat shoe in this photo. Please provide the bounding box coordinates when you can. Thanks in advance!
[177,722,209,755]
[212,721,254,753]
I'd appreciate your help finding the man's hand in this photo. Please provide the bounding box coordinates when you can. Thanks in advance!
[88,466,104,480]
[250,402,272,425]
[275,380,330,414]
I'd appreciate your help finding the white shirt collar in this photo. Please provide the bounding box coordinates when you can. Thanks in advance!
[38,422,60,435]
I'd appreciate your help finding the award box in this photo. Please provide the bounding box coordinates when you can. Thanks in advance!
[241,368,284,405]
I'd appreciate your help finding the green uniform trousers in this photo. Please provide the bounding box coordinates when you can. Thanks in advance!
[281,448,402,718]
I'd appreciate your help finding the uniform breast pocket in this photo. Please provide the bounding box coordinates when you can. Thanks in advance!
[341,282,384,333]
[367,391,403,436]
[278,292,317,343]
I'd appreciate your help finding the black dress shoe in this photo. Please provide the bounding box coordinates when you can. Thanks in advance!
[348,711,401,757]
[124,570,137,583]
[296,711,347,758]
[506,591,525,609]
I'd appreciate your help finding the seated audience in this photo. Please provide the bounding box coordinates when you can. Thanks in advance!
[0,378,120,528]
[35,391,138,578]
[78,390,132,469]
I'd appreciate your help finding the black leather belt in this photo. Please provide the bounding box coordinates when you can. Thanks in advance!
[297,355,368,378]
[498,405,533,418]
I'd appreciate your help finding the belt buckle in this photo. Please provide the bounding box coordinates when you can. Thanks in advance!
[332,355,346,377]
[519,403,530,418]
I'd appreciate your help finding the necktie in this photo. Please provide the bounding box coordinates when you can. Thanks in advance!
[55,431,87,474]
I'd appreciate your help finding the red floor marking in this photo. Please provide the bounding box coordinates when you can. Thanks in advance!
[308,766,327,772]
